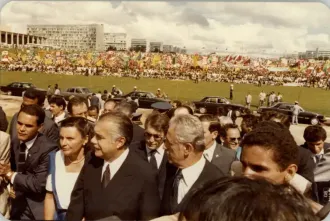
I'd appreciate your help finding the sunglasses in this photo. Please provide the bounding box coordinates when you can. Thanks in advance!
[144,132,163,140]
[229,137,241,142]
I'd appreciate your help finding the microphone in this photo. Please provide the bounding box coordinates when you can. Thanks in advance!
[231,161,243,176]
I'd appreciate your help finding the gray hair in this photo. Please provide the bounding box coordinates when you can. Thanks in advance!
[169,114,205,152]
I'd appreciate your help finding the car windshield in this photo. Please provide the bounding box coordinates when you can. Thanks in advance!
[81,88,91,93]
[148,93,156,98]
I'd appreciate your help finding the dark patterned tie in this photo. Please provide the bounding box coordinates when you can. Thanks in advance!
[17,142,27,173]
[102,165,111,188]
[171,169,183,212]
[149,150,158,169]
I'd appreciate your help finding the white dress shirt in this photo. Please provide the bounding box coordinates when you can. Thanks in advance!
[101,148,129,181]
[146,144,165,169]
[11,135,38,184]
[54,112,66,125]
[177,156,206,204]
[203,141,216,162]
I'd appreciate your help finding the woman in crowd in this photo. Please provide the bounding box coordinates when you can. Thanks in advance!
[44,117,92,220]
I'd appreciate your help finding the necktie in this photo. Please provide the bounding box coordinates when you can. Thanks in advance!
[102,165,111,188]
[171,169,183,212]
[17,143,27,173]
[149,150,158,169]
[315,154,323,164]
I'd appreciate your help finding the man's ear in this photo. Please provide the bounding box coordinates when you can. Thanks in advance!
[183,143,194,156]
[38,123,45,132]
[284,163,298,182]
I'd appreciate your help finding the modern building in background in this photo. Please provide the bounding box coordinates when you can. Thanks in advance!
[104,33,127,51]
[27,24,105,51]
[298,48,330,59]
[163,44,173,53]
[0,26,46,47]
[149,42,163,52]
[130,38,147,52]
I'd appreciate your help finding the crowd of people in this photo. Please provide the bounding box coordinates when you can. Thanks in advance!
[1,48,330,88]
[0,87,330,221]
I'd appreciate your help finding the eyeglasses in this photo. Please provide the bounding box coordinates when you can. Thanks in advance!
[229,137,241,142]
[144,132,163,140]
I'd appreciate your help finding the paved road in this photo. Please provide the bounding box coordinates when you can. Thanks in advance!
[2,95,330,144]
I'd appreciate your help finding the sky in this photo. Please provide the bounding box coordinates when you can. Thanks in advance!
[0,1,330,55]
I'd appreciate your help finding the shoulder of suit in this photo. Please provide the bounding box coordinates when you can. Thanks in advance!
[0,131,10,139]
[204,160,226,178]
[37,133,58,148]
[128,150,157,176]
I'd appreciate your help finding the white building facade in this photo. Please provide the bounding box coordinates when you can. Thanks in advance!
[27,24,105,51]
[104,33,127,51]
[149,42,163,52]
[130,38,147,52]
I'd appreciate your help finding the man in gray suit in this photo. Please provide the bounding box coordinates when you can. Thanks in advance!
[0,105,58,220]
[9,88,59,143]
[199,115,236,175]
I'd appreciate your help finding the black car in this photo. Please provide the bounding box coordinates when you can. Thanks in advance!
[193,96,249,115]
[111,91,170,109]
[0,82,46,97]
[257,102,325,125]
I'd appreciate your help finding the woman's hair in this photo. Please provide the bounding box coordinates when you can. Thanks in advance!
[180,176,318,221]
[60,117,93,153]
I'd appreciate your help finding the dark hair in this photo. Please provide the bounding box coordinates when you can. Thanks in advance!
[114,101,138,118]
[172,100,182,107]
[24,88,45,106]
[60,117,91,139]
[49,96,67,110]
[145,113,170,134]
[199,114,221,134]
[174,105,194,116]
[18,104,45,126]
[241,114,260,137]
[241,121,298,171]
[304,125,327,142]
[88,105,99,113]
[180,176,318,221]
[219,123,239,138]
[260,111,291,129]
[99,111,133,147]
[67,96,88,114]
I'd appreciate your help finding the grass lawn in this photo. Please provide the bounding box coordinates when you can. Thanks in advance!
[1,71,330,116]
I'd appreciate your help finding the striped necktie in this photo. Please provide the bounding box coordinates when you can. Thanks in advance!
[17,142,27,173]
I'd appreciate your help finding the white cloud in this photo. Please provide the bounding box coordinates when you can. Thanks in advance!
[0,1,329,54]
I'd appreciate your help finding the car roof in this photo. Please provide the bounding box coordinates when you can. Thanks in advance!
[203,96,226,99]
[10,82,32,84]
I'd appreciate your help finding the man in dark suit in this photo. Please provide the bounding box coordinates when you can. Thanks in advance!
[199,115,236,175]
[0,104,58,220]
[161,114,225,215]
[114,101,145,149]
[135,113,170,199]
[9,88,59,143]
[0,106,8,132]
[66,112,160,221]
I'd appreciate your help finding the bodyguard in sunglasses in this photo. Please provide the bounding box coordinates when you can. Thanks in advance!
[134,113,171,199]
[220,123,242,151]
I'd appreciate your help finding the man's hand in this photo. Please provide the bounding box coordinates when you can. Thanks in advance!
[0,163,11,176]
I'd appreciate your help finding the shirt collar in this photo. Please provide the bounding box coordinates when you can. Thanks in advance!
[203,141,217,159]
[181,156,206,187]
[146,143,165,155]
[103,148,129,177]
[316,148,325,156]
[54,112,66,121]
[21,134,38,150]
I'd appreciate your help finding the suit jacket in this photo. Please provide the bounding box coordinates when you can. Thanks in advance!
[130,124,145,149]
[211,143,236,176]
[10,133,58,220]
[298,145,317,183]
[66,150,161,221]
[9,112,59,143]
[0,106,8,132]
[0,132,11,218]
[134,141,169,199]
[160,160,225,215]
